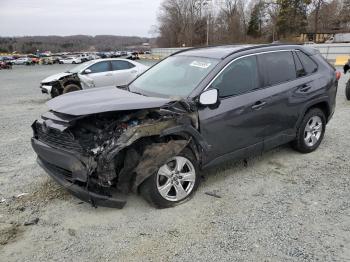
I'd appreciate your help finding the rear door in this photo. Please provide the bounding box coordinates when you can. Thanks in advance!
[85,61,113,87]
[110,60,138,86]
[256,50,318,150]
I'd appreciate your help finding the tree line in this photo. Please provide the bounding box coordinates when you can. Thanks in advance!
[156,0,350,47]
[0,35,152,54]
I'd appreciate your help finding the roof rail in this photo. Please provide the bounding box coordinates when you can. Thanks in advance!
[222,43,303,59]
[170,43,303,59]
[169,44,249,57]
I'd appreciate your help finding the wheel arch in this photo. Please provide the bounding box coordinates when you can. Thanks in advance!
[111,127,205,194]
[308,101,330,120]
[63,80,82,89]
[297,99,331,129]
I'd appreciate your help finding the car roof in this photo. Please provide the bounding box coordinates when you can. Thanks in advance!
[173,44,307,59]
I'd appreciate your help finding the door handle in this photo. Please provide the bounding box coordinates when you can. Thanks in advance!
[105,73,113,77]
[251,101,267,110]
[299,84,312,92]
[131,70,137,74]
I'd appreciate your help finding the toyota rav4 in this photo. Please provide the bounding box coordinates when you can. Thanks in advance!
[31,44,338,208]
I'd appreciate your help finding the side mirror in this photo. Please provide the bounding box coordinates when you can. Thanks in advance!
[84,69,92,74]
[199,89,219,106]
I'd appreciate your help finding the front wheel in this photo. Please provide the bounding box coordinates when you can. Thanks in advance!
[140,148,200,208]
[292,108,326,153]
[50,87,60,98]
[63,84,80,94]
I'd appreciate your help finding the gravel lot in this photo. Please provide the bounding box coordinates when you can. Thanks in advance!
[0,64,350,262]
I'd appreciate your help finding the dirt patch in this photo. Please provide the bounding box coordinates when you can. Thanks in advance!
[22,179,70,204]
[2,179,71,225]
[0,223,22,246]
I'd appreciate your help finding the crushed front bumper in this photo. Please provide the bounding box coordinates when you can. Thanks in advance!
[31,138,127,208]
[40,84,52,94]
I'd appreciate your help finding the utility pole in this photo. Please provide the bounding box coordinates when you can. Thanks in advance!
[203,0,211,46]
[207,13,210,46]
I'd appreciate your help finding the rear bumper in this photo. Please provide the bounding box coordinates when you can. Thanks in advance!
[31,138,127,208]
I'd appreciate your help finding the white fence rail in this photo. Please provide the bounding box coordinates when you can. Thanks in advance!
[152,44,350,62]
[151,48,189,57]
[307,43,350,61]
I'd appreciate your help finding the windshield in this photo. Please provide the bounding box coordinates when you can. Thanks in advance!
[129,56,219,97]
[67,60,96,73]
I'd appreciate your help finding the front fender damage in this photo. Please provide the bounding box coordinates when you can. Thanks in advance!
[67,101,209,208]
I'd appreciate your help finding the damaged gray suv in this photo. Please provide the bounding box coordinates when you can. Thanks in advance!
[31,44,338,208]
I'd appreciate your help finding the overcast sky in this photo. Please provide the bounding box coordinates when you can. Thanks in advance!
[0,0,163,37]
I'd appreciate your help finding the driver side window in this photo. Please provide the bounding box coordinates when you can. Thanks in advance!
[212,56,259,98]
[87,61,111,74]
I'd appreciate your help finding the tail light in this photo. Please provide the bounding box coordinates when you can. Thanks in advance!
[336,71,341,81]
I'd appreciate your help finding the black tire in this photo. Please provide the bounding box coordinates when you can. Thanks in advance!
[50,87,60,98]
[292,108,326,153]
[346,81,350,101]
[63,84,80,94]
[140,148,200,208]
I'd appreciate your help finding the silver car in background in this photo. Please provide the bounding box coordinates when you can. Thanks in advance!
[40,58,149,98]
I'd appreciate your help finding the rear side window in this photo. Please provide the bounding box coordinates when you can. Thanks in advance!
[211,55,259,98]
[259,51,296,86]
[88,61,111,73]
[111,60,135,71]
[296,51,318,75]
[292,51,306,77]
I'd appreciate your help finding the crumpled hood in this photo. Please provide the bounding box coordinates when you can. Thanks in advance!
[47,86,171,116]
[41,72,73,83]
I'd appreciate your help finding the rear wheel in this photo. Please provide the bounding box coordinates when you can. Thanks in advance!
[140,148,200,208]
[292,108,326,153]
[63,84,80,94]
[346,80,350,100]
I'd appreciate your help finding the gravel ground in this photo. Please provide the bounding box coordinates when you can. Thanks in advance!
[0,64,350,262]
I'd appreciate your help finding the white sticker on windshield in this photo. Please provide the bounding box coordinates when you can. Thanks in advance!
[190,61,211,69]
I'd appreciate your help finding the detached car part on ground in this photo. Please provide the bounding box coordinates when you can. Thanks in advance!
[31,44,338,209]
[40,58,148,98]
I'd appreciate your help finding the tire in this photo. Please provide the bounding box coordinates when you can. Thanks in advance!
[346,81,350,101]
[140,148,200,208]
[50,87,60,98]
[62,84,80,94]
[292,108,326,153]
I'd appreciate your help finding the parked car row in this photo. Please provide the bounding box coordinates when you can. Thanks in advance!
[97,50,151,59]
[0,50,151,68]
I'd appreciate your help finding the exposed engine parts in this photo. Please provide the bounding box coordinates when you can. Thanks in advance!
[32,101,205,208]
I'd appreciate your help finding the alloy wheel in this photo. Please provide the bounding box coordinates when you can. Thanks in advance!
[304,116,323,147]
[156,156,196,202]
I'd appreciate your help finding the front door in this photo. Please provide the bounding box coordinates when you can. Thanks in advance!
[199,55,268,163]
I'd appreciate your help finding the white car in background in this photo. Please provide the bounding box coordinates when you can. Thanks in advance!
[13,57,32,65]
[40,58,149,98]
[59,57,82,64]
